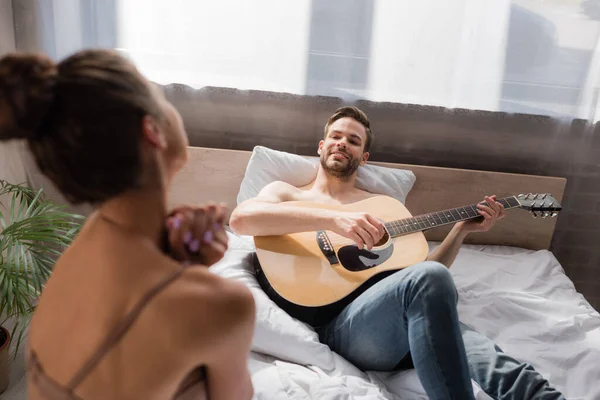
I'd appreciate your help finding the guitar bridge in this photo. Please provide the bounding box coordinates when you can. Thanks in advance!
[316,231,339,265]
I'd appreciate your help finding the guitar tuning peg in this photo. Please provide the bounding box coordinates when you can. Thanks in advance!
[551,212,558,218]
[542,211,550,218]
[531,210,538,218]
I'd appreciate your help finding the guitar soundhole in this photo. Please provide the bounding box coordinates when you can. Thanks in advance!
[337,244,394,272]
[375,232,390,247]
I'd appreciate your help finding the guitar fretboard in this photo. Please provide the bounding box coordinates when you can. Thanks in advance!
[384,196,520,238]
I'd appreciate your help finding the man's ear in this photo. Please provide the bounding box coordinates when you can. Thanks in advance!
[360,151,370,166]
[318,140,324,155]
[142,115,167,149]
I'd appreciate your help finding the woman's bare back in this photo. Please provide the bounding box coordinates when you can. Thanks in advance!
[27,214,247,399]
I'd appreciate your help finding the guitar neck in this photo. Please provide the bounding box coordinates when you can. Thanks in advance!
[384,196,520,238]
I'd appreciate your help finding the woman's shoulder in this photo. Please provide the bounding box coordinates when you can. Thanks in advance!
[154,265,255,341]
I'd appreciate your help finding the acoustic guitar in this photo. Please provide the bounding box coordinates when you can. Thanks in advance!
[254,193,562,327]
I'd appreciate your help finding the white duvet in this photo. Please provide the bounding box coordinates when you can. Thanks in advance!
[212,233,600,400]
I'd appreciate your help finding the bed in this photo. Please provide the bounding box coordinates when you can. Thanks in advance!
[169,146,600,400]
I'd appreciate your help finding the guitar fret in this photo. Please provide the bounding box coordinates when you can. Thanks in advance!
[502,199,512,208]
[392,221,400,234]
[464,205,478,218]
[408,219,415,231]
[450,209,461,221]
[424,216,432,228]
[439,211,450,223]
[469,204,479,216]
[385,223,395,236]
[504,197,517,208]
[397,220,406,233]
[425,214,437,228]
[397,220,406,234]
[411,217,421,230]
[411,217,421,231]
[386,196,526,238]
[398,219,408,233]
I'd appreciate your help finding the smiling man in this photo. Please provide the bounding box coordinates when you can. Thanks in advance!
[230,106,564,400]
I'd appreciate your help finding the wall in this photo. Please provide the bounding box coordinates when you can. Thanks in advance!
[0,0,15,55]
[0,0,93,218]
[164,84,600,311]
[0,0,24,216]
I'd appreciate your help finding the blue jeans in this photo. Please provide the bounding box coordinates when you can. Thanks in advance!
[316,261,565,400]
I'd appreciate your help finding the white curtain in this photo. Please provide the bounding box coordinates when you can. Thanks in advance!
[6,0,600,120]
[116,0,312,95]
[115,0,600,121]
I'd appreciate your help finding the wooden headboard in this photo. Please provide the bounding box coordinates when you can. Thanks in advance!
[169,146,567,250]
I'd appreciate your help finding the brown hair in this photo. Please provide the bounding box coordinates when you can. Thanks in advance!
[0,49,163,204]
[323,106,374,152]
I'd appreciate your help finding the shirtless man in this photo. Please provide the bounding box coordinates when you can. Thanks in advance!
[230,106,565,400]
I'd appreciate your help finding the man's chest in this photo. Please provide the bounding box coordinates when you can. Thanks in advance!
[293,190,372,206]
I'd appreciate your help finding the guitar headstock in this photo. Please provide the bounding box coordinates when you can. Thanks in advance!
[516,193,562,218]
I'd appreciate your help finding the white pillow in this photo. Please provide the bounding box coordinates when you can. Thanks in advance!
[237,146,416,204]
[210,231,335,369]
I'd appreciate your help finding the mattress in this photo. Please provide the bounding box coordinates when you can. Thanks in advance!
[211,232,600,400]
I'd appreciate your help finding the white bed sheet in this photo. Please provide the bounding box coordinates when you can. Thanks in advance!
[213,233,600,400]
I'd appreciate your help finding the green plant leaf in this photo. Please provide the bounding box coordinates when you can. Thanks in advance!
[0,180,39,209]
[0,181,84,358]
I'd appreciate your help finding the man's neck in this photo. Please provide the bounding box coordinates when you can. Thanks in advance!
[310,166,358,201]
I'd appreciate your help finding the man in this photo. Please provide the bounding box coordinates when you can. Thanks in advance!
[230,107,564,400]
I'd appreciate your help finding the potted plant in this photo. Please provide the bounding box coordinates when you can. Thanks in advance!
[0,180,83,393]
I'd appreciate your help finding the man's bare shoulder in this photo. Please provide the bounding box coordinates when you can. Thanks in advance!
[255,180,309,203]
[263,180,301,193]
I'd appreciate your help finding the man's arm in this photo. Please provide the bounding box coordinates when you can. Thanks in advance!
[427,195,505,268]
[229,181,337,236]
[426,224,468,268]
[229,181,385,250]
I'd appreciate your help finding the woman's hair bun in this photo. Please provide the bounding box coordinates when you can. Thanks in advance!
[0,53,58,140]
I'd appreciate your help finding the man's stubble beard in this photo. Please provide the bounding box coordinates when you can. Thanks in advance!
[320,149,361,181]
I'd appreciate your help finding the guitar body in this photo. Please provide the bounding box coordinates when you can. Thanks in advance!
[254,195,429,327]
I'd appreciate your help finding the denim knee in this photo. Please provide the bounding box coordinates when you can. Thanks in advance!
[410,261,458,304]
